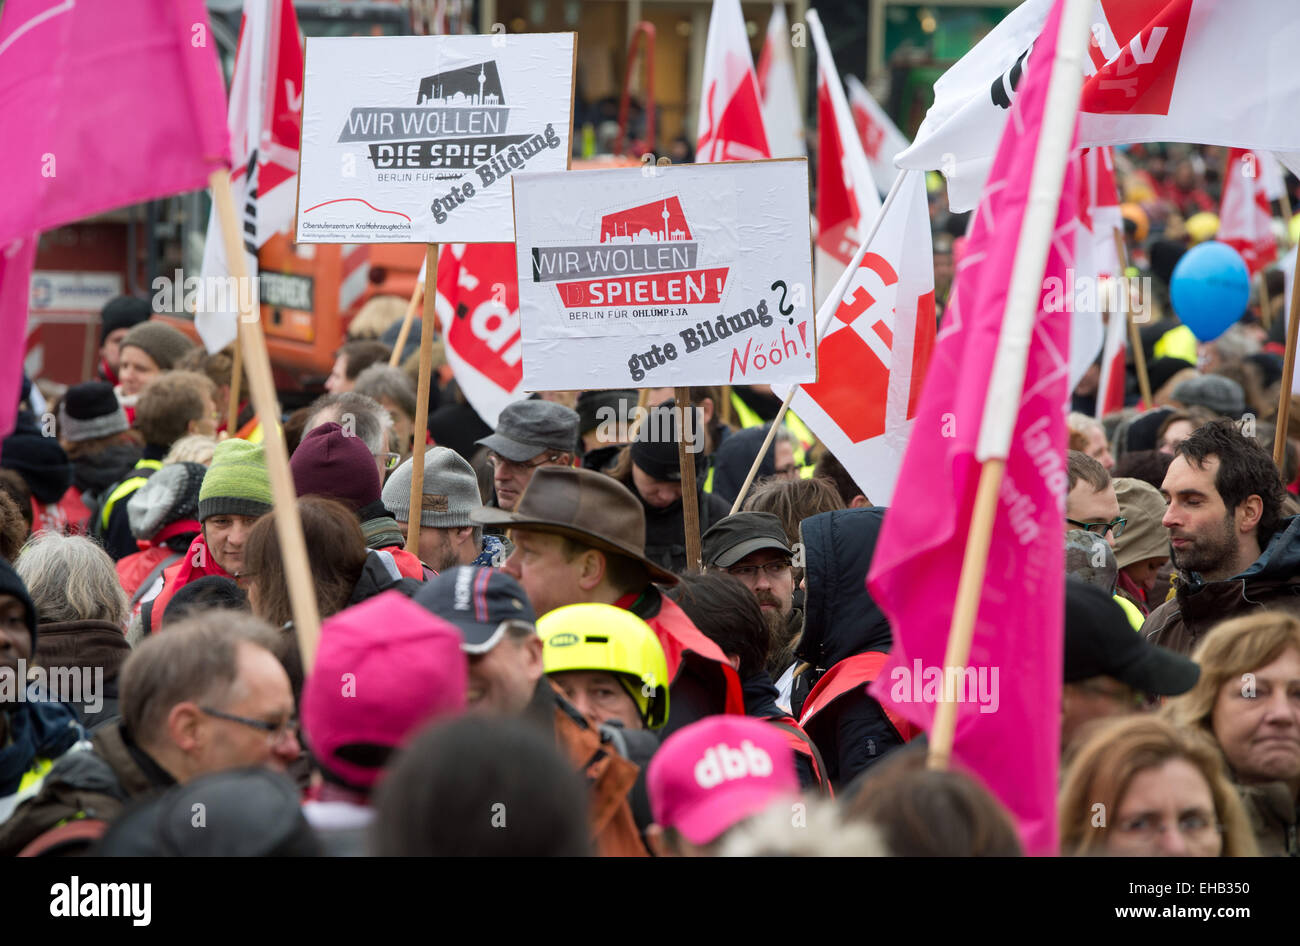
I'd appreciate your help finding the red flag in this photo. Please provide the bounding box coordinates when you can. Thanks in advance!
[1073,146,1122,402]
[756,3,804,160]
[696,0,770,162]
[433,244,525,427]
[1219,149,1278,277]
[867,0,1082,856]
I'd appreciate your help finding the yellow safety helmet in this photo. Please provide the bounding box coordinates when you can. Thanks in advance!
[538,604,670,729]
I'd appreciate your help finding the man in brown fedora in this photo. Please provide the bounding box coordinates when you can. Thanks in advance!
[474,466,745,735]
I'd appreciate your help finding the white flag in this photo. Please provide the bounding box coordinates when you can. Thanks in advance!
[197,0,304,352]
[757,4,805,160]
[845,75,909,196]
[900,0,1300,213]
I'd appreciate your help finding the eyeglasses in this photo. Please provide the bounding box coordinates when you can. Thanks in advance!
[487,451,564,473]
[1116,812,1223,842]
[199,706,298,746]
[725,560,793,580]
[1067,517,1127,538]
[376,452,401,471]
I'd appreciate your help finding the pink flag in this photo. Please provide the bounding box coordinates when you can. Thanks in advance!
[867,0,1078,856]
[1219,149,1278,277]
[696,0,770,163]
[0,237,38,457]
[0,0,230,246]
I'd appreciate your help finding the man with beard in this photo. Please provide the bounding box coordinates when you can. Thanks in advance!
[1144,421,1300,655]
[700,513,797,664]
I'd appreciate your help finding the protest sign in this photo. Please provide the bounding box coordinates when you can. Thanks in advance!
[295,33,575,244]
[512,159,816,391]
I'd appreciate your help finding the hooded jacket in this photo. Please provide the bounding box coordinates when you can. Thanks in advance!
[792,507,907,787]
[69,442,142,500]
[638,488,732,576]
[1143,516,1300,655]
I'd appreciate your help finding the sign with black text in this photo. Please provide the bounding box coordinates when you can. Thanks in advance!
[295,33,575,243]
[512,160,816,390]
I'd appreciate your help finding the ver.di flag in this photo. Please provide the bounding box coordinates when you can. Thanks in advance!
[1218,149,1278,277]
[776,169,934,506]
[1072,146,1121,400]
[197,0,305,353]
[868,0,1080,856]
[432,243,525,428]
[899,0,1300,212]
[845,75,909,197]
[696,0,770,162]
[757,3,805,160]
[808,9,881,306]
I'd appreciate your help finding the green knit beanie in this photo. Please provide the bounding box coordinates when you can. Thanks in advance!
[199,439,273,521]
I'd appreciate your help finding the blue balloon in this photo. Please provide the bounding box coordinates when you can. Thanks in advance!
[1169,240,1250,342]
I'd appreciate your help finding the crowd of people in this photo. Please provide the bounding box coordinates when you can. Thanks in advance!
[1,137,1298,857]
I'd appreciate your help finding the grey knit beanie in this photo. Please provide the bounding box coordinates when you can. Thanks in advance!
[382,446,482,528]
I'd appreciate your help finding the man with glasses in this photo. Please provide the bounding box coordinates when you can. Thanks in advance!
[0,612,299,856]
[701,512,797,643]
[1066,450,1124,548]
[1061,578,1198,756]
[476,400,578,512]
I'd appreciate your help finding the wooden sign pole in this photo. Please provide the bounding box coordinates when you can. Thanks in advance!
[209,169,322,671]
[389,277,424,368]
[675,386,703,573]
[226,322,244,434]
[406,243,439,554]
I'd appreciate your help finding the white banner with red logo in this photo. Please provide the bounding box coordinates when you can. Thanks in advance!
[774,169,934,505]
[900,0,1300,212]
[197,0,303,352]
[512,160,816,391]
[296,33,575,243]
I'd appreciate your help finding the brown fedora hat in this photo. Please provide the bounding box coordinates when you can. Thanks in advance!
[472,466,678,585]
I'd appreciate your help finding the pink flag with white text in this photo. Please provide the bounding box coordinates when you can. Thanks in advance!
[867,0,1076,856]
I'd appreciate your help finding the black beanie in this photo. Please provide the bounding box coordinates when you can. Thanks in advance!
[630,400,703,482]
[58,381,129,442]
[0,411,73,505]
[162,576,249,629]
[1145,357,1195,394]
[1126,408,1174,453]
[0,557,37,648]
[99,296,151,345]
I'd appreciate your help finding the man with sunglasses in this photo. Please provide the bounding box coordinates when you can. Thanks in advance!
[1066,450,1123,548]
[476,400,578,512]
[0,613,298,856]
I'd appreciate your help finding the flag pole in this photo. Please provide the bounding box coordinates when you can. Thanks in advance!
[227,323,244,435]
[928,0,1092,772]
[406,243,440,554]
[209,169,322,671]
[1273,245,1300,470]
[728,169,909,515]
[1112,228,1152,408]
[389,275,424,368]
[675,387,703,572]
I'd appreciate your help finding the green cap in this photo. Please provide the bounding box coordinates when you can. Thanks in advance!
[198,439,272,521]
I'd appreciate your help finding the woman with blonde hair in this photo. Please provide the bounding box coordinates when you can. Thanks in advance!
[1163,612,1300,855]
[1059,715,1257,856]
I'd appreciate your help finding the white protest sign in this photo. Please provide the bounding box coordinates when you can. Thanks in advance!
[295,33,575,244]
[512,159,816,391]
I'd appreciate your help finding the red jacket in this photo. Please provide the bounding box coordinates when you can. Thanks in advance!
[617,588,745,730]
[32,490,92,536]
[116,521,201,601]
[377,545,426,581]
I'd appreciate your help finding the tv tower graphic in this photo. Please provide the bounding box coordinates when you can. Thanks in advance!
[477,63,485,105]
[599,196,694,244]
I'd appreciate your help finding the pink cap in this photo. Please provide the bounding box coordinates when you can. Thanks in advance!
[302,591,467,789]
[647,716,799,845]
